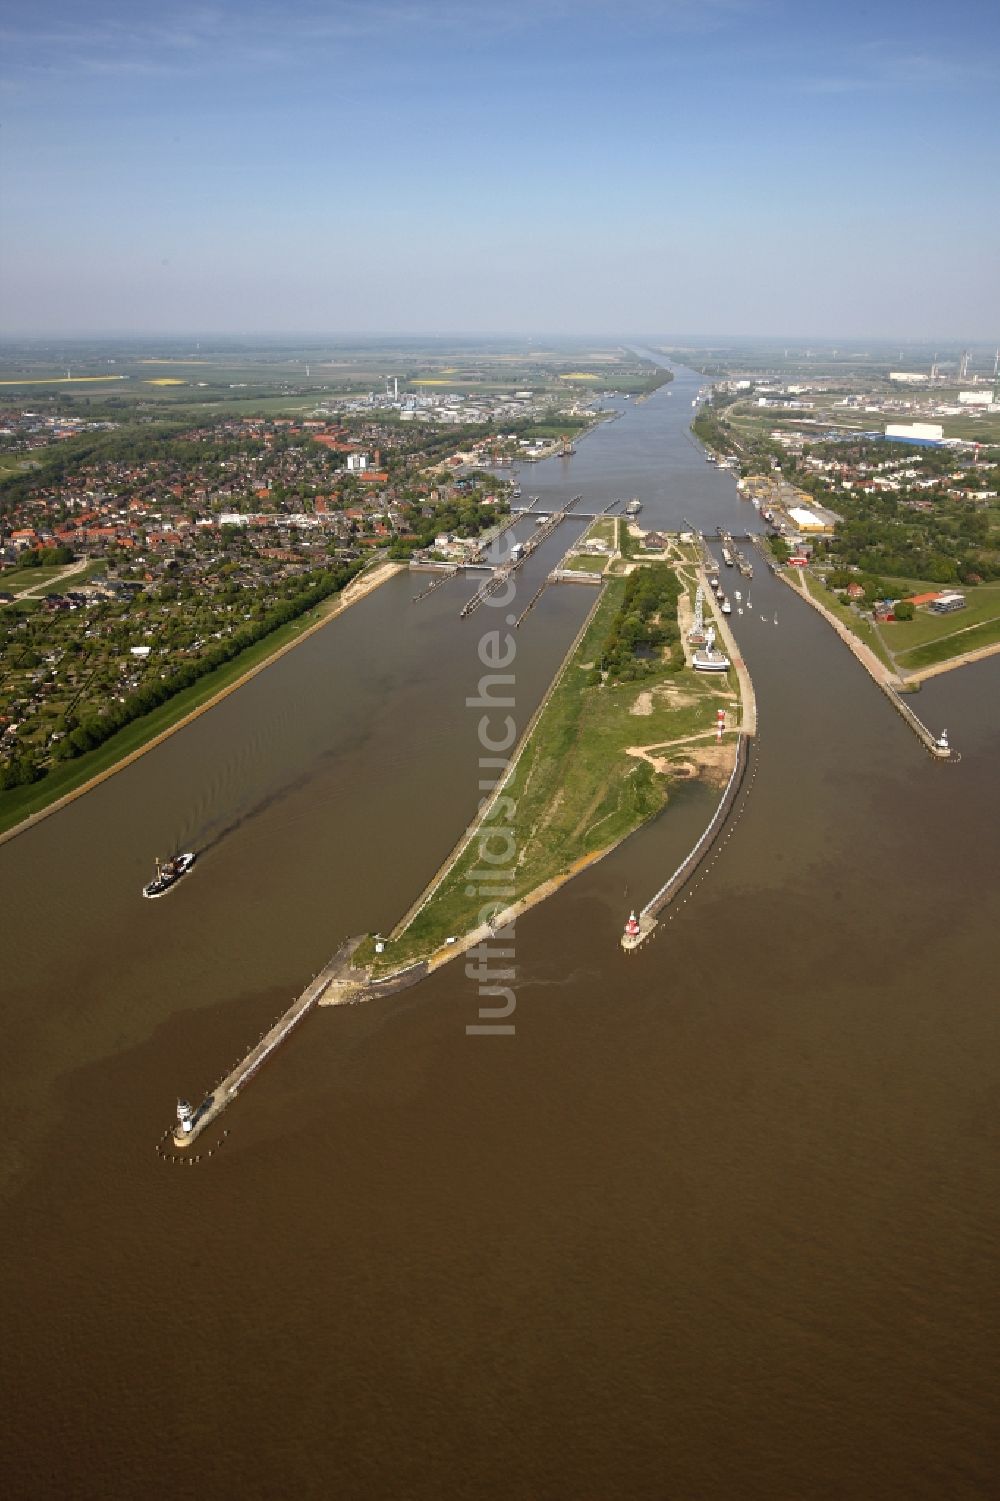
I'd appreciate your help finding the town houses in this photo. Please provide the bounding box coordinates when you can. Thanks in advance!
[0,408,518,789]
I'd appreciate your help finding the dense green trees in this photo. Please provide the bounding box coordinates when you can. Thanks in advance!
[597,566,682,682]
[0,755,43,791]
[14,543,74,569]
[387,492,507,559]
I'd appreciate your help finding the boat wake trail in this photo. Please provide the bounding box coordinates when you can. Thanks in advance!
[192,766,318,855]
[516,967,599,992]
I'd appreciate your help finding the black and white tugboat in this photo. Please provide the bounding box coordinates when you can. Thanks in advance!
[143,852,196,899]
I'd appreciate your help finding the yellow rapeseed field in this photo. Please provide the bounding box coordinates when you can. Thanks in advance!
[559,372,600,381]
[0,375,127,386]
[144,378,186,386]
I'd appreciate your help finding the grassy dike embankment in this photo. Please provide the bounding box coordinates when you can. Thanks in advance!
[0,560,402,845]
[360,570,739,977]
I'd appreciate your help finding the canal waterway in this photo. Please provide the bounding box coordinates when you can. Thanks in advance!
[1,362,997,1499]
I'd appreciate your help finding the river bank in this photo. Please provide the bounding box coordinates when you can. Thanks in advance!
[0,558,403,846]
[780,565,902,687]
[783,561,1000,691]
[903,636,1000,684]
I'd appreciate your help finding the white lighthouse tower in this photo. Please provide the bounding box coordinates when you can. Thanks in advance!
[176,1098,195,1135]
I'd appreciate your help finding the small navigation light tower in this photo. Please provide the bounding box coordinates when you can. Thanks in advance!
[624,911,641,941]
[717,708,726,741]
[374,934,386,954]
[935,728,949,753]
[176,1098,195,1135]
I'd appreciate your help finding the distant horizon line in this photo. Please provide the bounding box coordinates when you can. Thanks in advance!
[1,331,995,349]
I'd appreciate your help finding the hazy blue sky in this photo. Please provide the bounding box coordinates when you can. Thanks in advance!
[2,0,998,338]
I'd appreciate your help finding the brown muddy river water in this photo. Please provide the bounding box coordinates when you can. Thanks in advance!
[1,364,997,1499]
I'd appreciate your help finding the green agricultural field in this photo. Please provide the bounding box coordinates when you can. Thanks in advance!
[40,562,107,593]
[372,577,732,972]
[938,413,1000,442]
[0,564,73,594]
[885,583,1000,654]
[0,454,40,477]
[896,614,1000,671]
[889,591,1000,671]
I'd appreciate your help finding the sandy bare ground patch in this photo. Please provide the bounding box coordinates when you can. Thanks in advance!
[627,731,736,787]
[675,588,702,666]
[654,683,701,709]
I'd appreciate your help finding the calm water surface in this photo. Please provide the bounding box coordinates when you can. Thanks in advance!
[1,365,997,1499]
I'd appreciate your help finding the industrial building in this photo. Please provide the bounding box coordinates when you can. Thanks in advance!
[929,592,966,614]
[787,505,831,533]
[884,421,944,446]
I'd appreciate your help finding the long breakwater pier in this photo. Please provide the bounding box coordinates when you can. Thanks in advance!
[623,733,752,952]
[774,567,959,762]
[169,941,427,1149]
